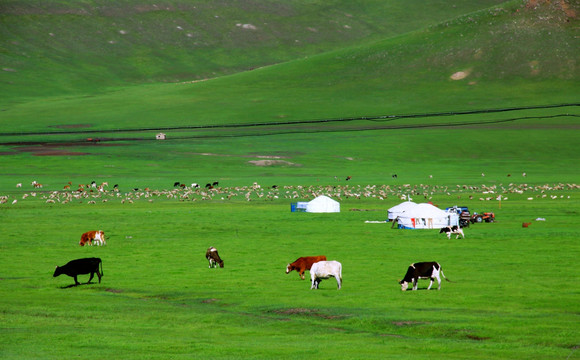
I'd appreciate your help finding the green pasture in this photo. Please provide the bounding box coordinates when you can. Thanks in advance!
[1,192,579,359]
[1,0,579,358]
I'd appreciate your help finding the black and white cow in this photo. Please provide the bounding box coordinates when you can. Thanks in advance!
[205,247,224,268]
[53,257,103,286]
[399,261,449,291]
[310,260,342,290]
[439,225,465,239]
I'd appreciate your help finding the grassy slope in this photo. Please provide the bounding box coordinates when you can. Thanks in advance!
[0,0,507,101]
[1,0,577,134]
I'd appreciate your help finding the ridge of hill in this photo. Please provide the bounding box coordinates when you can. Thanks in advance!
[1,0,509,100]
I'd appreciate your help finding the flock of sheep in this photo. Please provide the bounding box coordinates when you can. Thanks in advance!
[1,180,577,206]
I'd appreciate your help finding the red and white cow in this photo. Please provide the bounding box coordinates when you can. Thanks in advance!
[286,255,327,280]
[79,230,106,246]
[399,261,450,291]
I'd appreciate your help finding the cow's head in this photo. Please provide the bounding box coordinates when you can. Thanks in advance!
[285,264,294,274]
[218,260,224,268]
[53,266,61,277]
[399,279,409,291]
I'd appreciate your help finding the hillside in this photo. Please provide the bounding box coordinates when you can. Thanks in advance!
[0,0,577,138]
[1,0,509,100]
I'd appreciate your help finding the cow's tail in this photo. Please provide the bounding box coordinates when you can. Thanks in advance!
[99,258,103,277]
[441,268,451,282]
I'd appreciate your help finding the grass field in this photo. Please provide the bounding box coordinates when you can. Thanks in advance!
[1,191,579,359]
[1,0,579,358]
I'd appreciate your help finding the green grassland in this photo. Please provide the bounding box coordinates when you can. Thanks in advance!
[1,0,579,359]
[1,193,579,359]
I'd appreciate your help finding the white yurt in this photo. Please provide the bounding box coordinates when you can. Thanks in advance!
[396,203,458,229]
[305,195,340,213]
[387,201,417,221]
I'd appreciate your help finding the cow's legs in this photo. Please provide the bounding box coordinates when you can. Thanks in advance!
[336,277,341,290]
[435,274,442,290]
[97,270,102,283]
[87,272,95,284]
[412,279,418,290]
[299,270,305,280]
[73,275,80,286]
[427,278,434,290]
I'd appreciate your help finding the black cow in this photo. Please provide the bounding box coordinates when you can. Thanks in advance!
[398,261,449,291]
[53,257,103,286]
[205,247,224,268]
[174,182,181,187]
[439,225,465,239]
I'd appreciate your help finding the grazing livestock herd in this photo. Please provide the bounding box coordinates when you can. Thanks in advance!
[3,180,577,207]
[57,235,443,292]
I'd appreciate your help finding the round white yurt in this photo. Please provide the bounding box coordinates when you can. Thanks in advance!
[305,195,340,213]
[396,203,458,229]
[387,201,417,221]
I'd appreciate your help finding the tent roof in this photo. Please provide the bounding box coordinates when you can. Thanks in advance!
[306,195,340,213]
[388,201,417,212]
[399,203,448,218]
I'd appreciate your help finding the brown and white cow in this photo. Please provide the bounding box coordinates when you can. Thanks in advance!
[79,230,106,246]
[399,262,450,291]
[206,247,224,268]
[286,255,327,280]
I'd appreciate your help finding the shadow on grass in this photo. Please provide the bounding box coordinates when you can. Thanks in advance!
[59,282,98,289]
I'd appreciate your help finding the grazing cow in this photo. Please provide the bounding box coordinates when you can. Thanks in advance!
[399,262,450,291]
[286,255,327,280]
[310,260,342,290]
[345,176,352,181]
[53,257,103,286]
[392,174,398,179]
[439,225,465,239]
[206,247,224,268]
[522,222,532,228]
[79,230,106,246]
[212,181,219,187]
[174,182,181,187]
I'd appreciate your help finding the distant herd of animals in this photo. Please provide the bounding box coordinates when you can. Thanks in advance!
[54,231,450,291]
[6,178,576,207]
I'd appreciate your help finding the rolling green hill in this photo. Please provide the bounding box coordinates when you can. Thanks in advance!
[0,0,529,100]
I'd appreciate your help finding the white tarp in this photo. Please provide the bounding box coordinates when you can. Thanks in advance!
[396,203,459,229]
[387,201,417,221]
[306,195,340,213]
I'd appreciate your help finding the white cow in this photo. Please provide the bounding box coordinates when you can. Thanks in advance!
[310,260,342,290]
